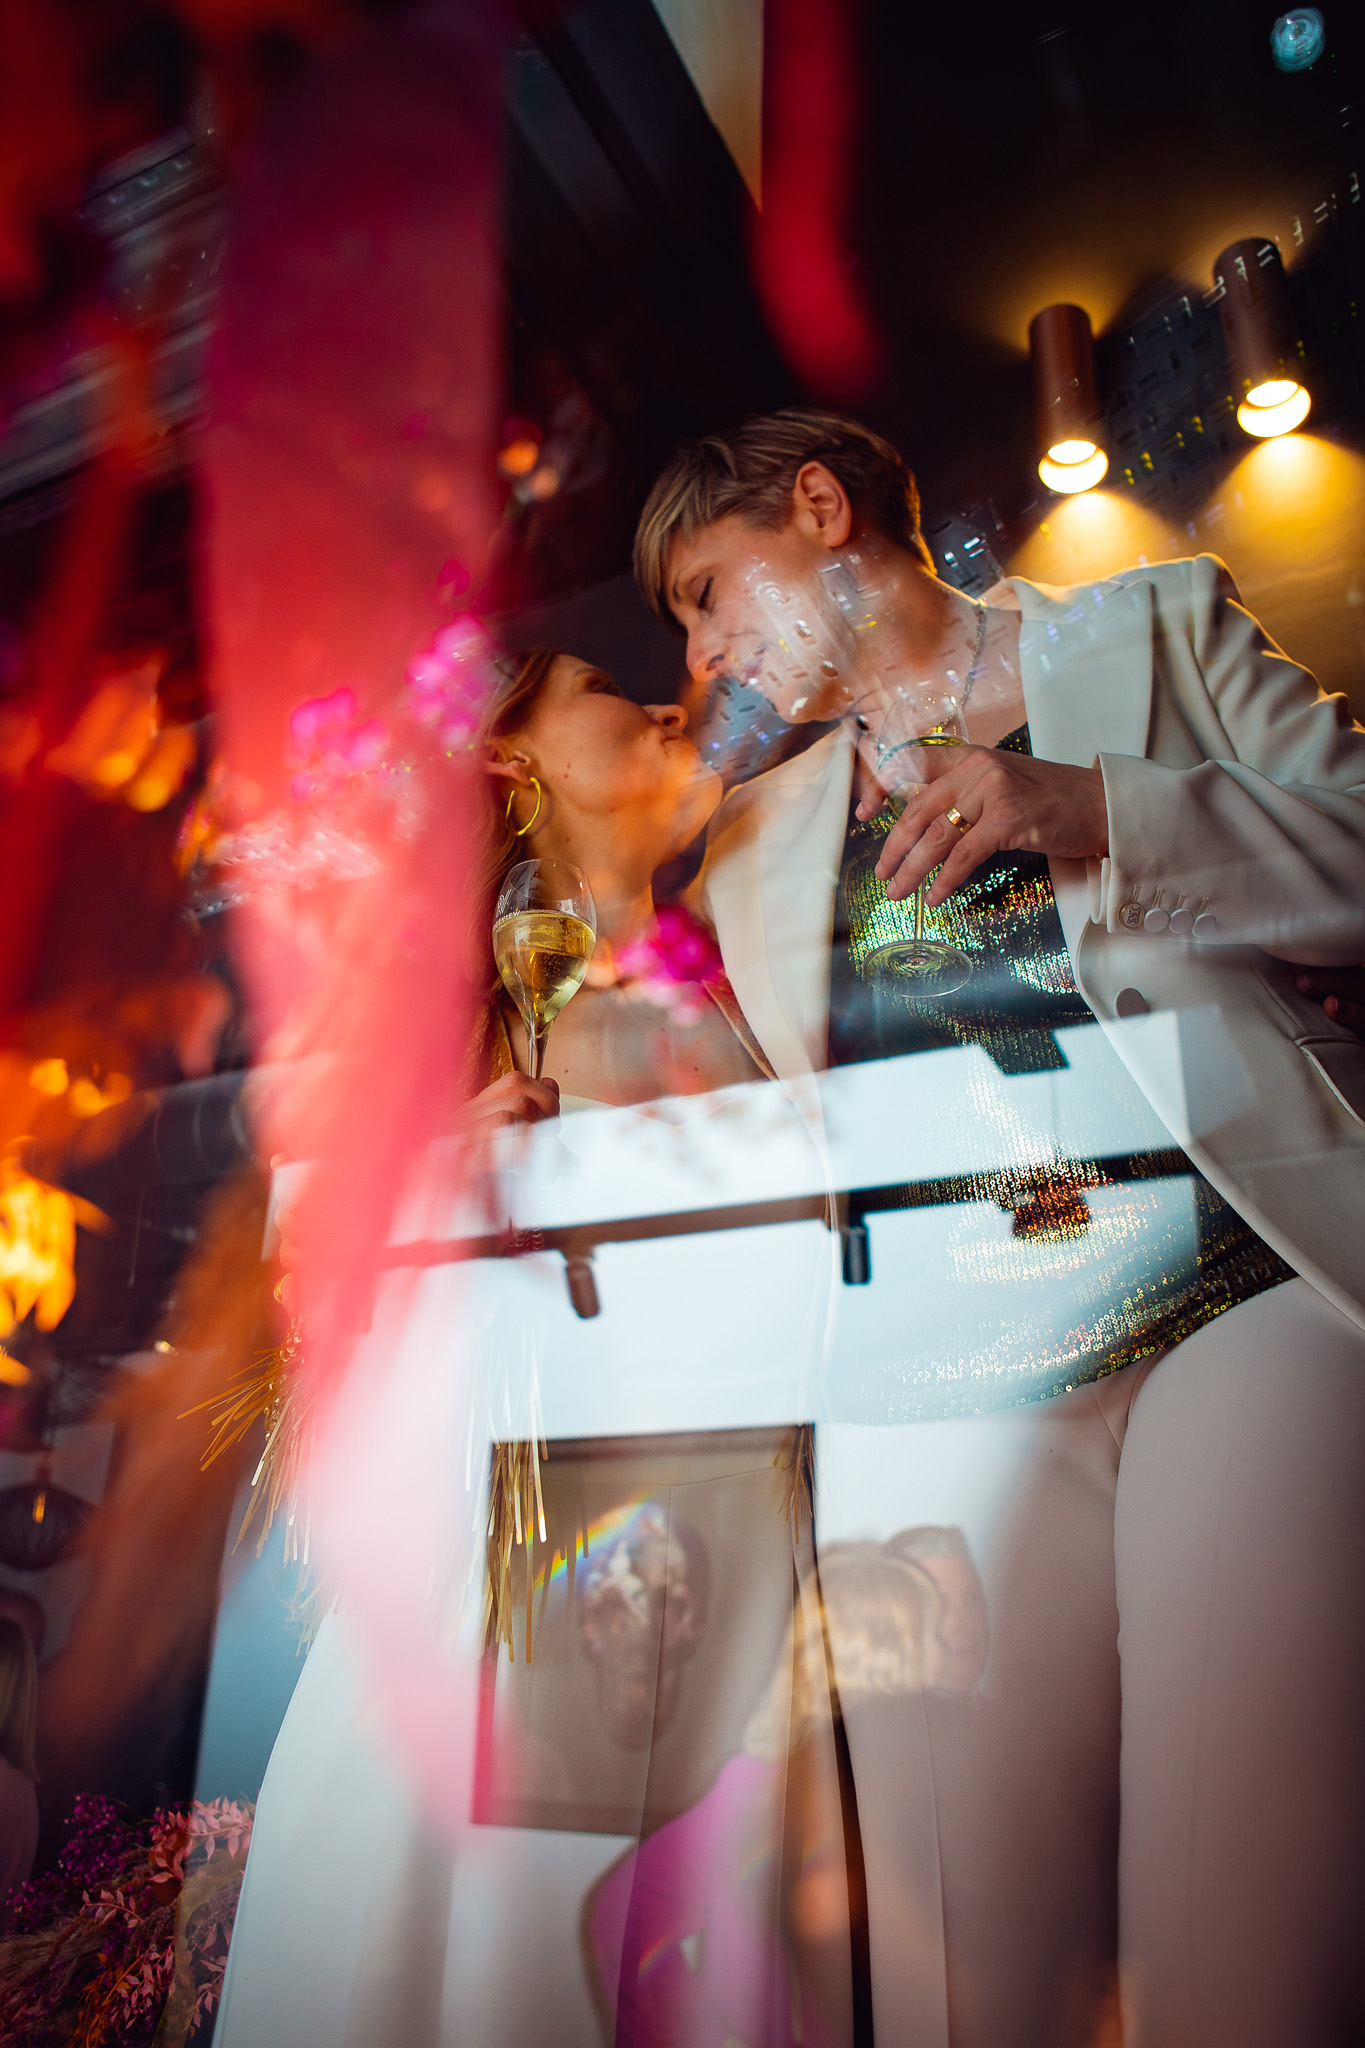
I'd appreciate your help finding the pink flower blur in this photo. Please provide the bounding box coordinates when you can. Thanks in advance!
[615,906,723,1023]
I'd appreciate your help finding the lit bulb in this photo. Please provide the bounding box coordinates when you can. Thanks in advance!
[1246,379,1299,408]
[1236,383,1311,439]
[1047,438,1098,465]
[1039,446,1109,494]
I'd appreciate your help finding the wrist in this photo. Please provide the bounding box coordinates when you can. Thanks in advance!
[1089,764,1110,856]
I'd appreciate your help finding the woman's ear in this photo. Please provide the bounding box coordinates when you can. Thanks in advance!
[480,744,535,790]
[792,460,853,549]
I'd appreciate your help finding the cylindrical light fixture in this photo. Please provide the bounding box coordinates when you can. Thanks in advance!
[1029,303,1109,494]
[1213,238,1311,439]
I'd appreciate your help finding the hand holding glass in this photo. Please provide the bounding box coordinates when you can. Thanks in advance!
[863,690,973,998]
[494,859,596,1078]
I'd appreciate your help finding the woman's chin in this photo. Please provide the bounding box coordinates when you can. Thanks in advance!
[690,756,724,815]
[666,759,723,853]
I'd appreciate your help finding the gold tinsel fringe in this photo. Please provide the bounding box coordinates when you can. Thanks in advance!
[483,1440,601,1665]
[183,1321,313,1564]
[484,1439,555,1664]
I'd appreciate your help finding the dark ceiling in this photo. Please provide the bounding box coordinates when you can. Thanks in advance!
[496,0,1363,601]
[856,0,1364,513]
[0,0,1361,660]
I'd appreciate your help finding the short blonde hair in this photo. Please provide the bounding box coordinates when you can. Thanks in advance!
[634,407,933,625]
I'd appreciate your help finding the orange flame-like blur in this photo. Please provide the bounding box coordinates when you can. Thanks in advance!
[0,1160,78,1337]
[45,666,197,813]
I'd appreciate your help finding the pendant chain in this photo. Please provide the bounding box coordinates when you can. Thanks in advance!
[958,595,989,708]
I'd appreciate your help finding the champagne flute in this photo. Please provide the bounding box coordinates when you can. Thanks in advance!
[863,689,974,999]
[494,858,597,1078]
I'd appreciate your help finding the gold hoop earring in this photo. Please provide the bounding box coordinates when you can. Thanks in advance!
[506,775,543,837]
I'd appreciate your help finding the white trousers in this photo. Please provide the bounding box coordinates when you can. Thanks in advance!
[217,1278,1365,2047]
[828,1277,1365,2048]
[1115,1278,1365,2048]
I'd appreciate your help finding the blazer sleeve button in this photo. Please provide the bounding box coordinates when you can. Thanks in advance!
[1143,907,1170,932]
[1192,912,1220,939]
[1115,987,1150,1017]
[1168,906,1194,934]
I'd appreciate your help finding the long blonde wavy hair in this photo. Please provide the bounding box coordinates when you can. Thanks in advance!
[470,646,567,999]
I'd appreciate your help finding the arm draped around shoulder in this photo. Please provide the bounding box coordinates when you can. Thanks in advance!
[1096,554,1365,963]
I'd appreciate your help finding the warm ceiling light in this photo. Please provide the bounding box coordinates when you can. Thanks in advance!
[1039,446,1110,493]
[1236,384,1312,438]
[1214,238,1311,441]
[1029,304,1108,496]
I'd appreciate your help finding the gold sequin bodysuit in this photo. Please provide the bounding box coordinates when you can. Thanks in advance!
[827,726,1293,1419]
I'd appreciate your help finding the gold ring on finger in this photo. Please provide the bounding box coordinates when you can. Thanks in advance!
[944,805,971,835]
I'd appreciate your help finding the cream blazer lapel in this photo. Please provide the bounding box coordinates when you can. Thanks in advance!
[699,724,856,1081]
[1011,572,1155,959]
[1012,572,1155,768]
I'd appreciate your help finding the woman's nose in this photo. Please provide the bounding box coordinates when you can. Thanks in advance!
[686,625,727,684]
[646,702,688,732]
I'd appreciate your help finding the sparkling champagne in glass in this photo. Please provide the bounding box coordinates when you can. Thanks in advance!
[863,690,974,999]
[494,858,597,1079]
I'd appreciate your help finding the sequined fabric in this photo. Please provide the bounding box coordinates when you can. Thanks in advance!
[830,725,1093,1074]
[827,725,1293,1417]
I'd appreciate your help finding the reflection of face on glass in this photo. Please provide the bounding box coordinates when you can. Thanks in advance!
[744,1543,942,1772]
[667,516,893,726]
[576,1504,710,1749]
[889,1526,990,1695]
[815,1545,941,1702]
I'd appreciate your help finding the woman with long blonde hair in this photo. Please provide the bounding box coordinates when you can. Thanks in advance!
[465,645,764,1122]
[214,645,767,2048]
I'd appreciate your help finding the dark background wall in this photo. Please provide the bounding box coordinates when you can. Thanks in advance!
[1,0,1362,710]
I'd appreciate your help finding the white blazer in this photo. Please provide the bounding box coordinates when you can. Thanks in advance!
[695,555,1365,1330]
